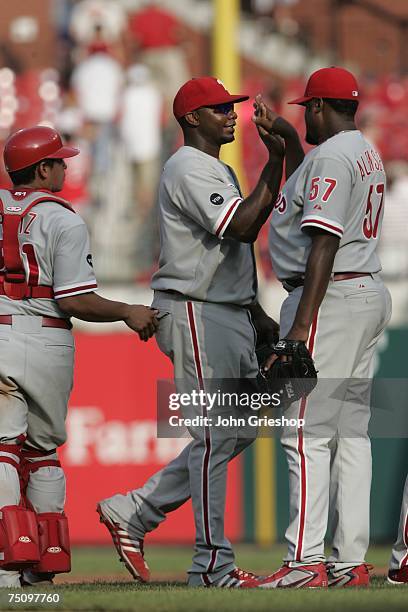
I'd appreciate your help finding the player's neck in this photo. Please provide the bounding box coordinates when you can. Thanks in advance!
[13,180,58,192]
[12,184,37,192]
[321,119,356,144]
[13,181,46,190]
[183,135,220,159]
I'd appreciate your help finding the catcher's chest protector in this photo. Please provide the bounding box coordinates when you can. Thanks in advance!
[0,189,75,300]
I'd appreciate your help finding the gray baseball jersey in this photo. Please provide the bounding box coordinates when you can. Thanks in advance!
[100,144,261,583]
[0,189,97,318]
[269,130,385,280]
[0,188,99,587]
[151,146,257,305]
[268,129,391,574]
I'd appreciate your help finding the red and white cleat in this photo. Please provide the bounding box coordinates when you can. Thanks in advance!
[200,568,264,588]
[328,563,372,588]
[96,503,150,582]
[388,566,408,585]
[243,563,328,589]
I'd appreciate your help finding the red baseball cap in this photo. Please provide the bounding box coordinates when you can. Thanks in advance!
[288,67,360,105]
[173,77,249,120]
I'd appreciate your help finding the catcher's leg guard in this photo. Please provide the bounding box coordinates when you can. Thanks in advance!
[0,505,40,570]
[31,512,71,573]
[21,449,70,574]
[0,443,40,570]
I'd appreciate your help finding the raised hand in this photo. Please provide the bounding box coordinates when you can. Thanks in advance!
[252,94,285,158]
[253,94,297,139]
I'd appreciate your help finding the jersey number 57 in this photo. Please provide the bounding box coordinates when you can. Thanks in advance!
[362,183,384,240]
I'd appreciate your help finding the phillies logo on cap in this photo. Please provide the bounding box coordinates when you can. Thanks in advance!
[173,76,249,120]
[288,67,360,105]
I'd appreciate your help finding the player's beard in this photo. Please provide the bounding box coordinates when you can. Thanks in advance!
[221,131,235,144]
[305,129,318,145]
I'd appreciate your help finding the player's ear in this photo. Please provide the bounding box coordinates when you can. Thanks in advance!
[36,160,49,180]
[314,98,324,113]
[184,110,200,127]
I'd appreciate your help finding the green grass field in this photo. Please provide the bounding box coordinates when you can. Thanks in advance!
[0,545,406,611]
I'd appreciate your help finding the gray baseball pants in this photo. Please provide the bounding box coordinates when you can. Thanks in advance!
[279,274,391,573]
[100,291,259,584]
[0,316,73,587]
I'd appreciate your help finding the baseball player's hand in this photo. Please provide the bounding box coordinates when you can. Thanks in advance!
[263,350,285,371]
[255,315,280,347]
[252,94,295,141]
[252,95,285,158]
[124,305,159,341]
[255,315,280,374]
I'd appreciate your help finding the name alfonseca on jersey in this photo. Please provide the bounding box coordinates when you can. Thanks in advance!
[274,145,385,217]
[356,148,384,181]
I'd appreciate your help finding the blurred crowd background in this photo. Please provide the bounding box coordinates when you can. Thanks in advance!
[0,0,407,321]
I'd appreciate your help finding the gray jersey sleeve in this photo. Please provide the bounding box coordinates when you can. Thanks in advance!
[174,169,243,238]
[53,223,98,299]
[301,157,353,239]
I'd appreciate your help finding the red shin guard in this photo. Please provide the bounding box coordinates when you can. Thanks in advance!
[32,513,71,573]
[0,505,40,570]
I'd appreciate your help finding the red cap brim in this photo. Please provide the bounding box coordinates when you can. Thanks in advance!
[194,93,249,108]
[227,94,249,104]
[47,145,79,160]
[287,96,312,105]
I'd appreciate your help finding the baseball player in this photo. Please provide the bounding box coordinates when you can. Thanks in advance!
[97,77,288,588]
[388,474,408,584]
[252,67,392,588]
[0,126,158,588]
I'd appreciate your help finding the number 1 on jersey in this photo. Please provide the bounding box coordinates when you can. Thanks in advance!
[22,244,40,285]
[0,240,40,285]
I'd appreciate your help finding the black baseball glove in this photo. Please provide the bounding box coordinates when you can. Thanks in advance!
[256,339,318,406]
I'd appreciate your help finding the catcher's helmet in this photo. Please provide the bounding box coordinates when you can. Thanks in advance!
[4,126,79,172]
